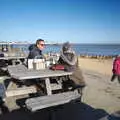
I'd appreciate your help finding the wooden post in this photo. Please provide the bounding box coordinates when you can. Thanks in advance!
[45,78,52,95]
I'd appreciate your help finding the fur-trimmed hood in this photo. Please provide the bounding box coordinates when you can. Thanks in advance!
[60,42,77,66]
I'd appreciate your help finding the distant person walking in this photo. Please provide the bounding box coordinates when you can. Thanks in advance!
[111,55,120,84]
[28,39,45,59]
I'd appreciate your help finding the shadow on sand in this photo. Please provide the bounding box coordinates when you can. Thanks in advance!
[0,101,113,120]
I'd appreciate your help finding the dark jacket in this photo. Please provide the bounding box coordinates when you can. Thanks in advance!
[28,47,43,59]
[58,56,76,72]
[58,41,85,86]
[58,56,85,86]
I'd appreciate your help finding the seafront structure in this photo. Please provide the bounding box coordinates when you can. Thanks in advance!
[0,41,31,45]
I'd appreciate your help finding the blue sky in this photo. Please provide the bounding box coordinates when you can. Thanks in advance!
[0,0,120,43]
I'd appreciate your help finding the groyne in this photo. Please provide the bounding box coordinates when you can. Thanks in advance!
[79,54,116,59]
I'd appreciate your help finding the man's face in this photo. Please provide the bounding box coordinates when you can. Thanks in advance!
[37,41,45,50]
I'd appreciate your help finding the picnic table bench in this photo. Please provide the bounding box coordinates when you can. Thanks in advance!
[26,90,80,112]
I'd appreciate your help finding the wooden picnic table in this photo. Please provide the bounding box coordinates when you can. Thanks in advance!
[0,56,26,72]
[6,64,81,111]
[0,56,26,67]
[0,56,26,60]
[8,65,73,95]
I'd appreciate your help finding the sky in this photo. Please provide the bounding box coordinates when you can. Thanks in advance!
[0,0,120,43]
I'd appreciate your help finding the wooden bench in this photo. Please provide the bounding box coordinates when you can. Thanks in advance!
[0,67,8,72]
[25,90,81,112]
[6,86,37,97]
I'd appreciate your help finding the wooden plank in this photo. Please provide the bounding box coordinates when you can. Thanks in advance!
[25,90,81,111]
[0,56,26,60]
[8,65,72,80]
[0,76,11,79]
[6,86,37,97]
[0,76,11,83]
[10,71,72,80]
[8,65,28,75]
[0,67,8,71]
[50,83,62,90]
[7,81,14,90]
[45,78,52,95]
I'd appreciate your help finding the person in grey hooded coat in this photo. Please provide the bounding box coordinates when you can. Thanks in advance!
[58,42,86,89]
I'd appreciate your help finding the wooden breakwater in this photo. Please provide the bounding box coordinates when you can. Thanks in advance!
[79,54,117,59]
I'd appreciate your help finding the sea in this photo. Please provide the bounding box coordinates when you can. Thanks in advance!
[12,44,120,56]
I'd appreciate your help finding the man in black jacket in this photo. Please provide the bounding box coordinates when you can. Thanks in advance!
[27,39,45,93]
[28,39,45,59]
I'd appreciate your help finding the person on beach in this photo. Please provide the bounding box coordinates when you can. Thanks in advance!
[111,55,120,84]
[28,39,45,59]
[58,42,86,90]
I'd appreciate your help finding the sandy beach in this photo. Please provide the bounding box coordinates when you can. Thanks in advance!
[78,57,120,114]
[78,57,113,76]
[0,57,120,120]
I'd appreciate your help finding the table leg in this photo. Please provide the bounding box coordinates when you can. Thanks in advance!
[7,81,13,90]
[12,59,16,65]
[45,78,52,95]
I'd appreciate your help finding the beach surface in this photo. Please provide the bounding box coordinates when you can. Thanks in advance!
[0,57,120,120]
[78,57,120,113]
